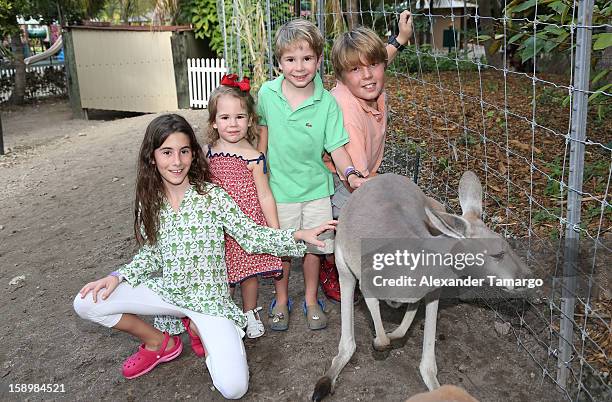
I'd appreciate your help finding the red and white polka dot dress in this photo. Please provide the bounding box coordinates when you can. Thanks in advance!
[208,148,283,284]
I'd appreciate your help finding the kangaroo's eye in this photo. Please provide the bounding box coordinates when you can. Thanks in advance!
[491,251,505,260]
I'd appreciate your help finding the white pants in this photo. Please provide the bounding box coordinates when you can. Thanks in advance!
[73,283,248,399]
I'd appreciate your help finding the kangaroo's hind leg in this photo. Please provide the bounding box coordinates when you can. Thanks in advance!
[363,296,392,351]
[387,302,419,341]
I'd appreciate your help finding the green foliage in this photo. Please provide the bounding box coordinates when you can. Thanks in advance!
[100,0,158,24]
[213,0,292,78]
[461,133,479,147]
[502,1,611,61]
[544,156,564,199]
[190,0,223,56]
[436,156,450,171]
[1,0,26,37]
[593,32,612,50]
[583,159,609,193]
[1,0,106,36]
[537,85,566,105]
[391,44,480,74]
[533,207,560,224]
[543,156,609,201]
[502,1,611,122]
[584,203,612,222]
[25,66,66,97]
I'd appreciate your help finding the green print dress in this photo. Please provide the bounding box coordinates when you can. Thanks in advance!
[117,184,306,334]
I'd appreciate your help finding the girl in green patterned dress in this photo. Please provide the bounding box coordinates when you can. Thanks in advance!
[73,114,335,399]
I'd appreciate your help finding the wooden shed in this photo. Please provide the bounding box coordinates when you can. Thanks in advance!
[63,25,211,117]
[411,0,479,52]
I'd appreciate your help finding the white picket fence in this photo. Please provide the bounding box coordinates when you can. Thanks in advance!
[187,58,227,109]
[0,64,66,102]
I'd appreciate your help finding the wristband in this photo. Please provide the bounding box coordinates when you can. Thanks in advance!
[344,166,356,178]
[388,35,406,52]
[109,271,124,282]
[346,168,364,181]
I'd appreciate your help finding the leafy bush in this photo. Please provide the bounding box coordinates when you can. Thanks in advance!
[190,0,224,57]
[391,44,480,74]
[0,65,66,102]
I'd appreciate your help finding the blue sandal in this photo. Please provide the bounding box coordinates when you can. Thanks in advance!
[268,298,293,331]
[303,299,327,330]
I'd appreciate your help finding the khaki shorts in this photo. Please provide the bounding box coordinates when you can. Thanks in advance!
[277,197,334,254]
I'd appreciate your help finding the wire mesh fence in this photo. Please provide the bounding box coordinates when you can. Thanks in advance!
[219,1,611,400]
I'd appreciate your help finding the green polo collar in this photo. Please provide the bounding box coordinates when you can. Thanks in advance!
[269,73,324,104]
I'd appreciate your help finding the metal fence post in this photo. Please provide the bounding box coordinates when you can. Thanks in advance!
[294,0,300,16]
[557,0,594,388]
[0,113,4,155]
[233,0,243,77]
[218,0,228,63]
[317,0,325,77]
[265,0,273,80]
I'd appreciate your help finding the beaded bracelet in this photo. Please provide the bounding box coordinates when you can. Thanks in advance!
[109,271,123,282]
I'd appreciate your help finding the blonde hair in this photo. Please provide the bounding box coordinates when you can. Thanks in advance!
[331,26,387,79]
[274,18,324,60]
[206,85,259,146]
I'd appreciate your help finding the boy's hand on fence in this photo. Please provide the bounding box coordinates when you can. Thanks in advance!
[294,220,338,248]
[397,10,414,46]
[79,275,121,303]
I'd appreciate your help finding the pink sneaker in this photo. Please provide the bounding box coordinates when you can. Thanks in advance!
[122,333,182,379]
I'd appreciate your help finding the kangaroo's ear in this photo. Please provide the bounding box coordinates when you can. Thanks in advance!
[459,171,482,219]
[425,207,469,239]
[425,196,446,213]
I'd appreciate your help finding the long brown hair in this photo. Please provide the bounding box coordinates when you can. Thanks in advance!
[134,114,211,246]
[206,85,259,146]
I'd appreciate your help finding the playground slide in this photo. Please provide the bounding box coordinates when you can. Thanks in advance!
[24,36,63,65]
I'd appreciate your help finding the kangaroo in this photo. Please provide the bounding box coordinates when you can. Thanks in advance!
[312,172,531,400]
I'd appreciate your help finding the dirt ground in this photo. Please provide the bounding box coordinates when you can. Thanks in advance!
[0,99,564,401]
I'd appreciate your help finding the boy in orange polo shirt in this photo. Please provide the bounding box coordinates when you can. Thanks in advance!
[321,11,413,302]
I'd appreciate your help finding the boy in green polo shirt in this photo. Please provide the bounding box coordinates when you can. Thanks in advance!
[257,18,365,331]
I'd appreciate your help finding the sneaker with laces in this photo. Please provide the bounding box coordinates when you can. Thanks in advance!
[245,307,265,339]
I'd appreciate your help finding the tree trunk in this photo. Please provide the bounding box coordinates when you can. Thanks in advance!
[479,0,503,68]
[463,0,468,55]
[0,112,4,155]
[121,0,133,24]
[8,33,26,105]
[346,0,358,29]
